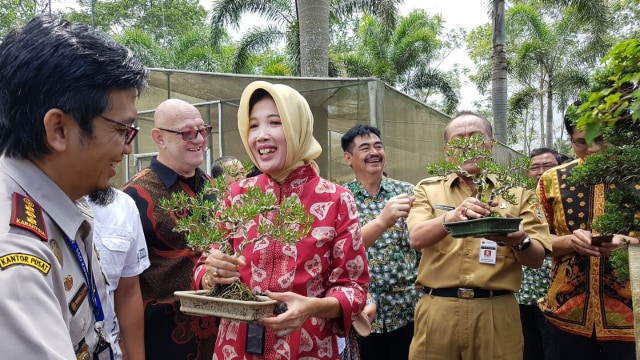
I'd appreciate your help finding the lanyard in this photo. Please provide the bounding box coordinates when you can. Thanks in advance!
[64,233,105,322]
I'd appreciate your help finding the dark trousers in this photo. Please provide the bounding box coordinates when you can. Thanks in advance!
[550,323,636,360]
[358,321,413,360]
[520,304,557,360]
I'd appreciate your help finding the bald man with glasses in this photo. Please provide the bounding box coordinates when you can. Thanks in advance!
[122,98,217,360]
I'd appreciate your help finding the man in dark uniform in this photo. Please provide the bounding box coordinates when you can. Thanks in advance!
[0,16,147,359]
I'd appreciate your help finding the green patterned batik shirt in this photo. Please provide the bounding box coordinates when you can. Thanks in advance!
[516,257,552,305]
[344,177,421,333]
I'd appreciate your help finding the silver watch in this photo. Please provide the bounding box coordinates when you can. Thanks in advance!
[513,236,532,251]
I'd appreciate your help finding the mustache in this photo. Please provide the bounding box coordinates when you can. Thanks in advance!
[365,155,382,162]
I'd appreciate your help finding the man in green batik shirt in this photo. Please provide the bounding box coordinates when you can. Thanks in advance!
[342,124,421,360]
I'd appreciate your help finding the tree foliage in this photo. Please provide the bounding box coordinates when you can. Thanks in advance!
[66,0,206,42]
[207,0,404,75]
[335,9,460,114]
[568,38,640,281]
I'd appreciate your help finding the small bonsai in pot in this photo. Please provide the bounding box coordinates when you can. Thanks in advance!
[426,133,536,237]
[160,165,314,302]
[564,39,640,282]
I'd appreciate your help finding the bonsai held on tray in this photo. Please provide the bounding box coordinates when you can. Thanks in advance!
[426,133,536,237]
[565,39,640,282]
[160,164,314,301]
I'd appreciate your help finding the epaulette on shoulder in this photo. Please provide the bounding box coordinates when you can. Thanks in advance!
[416,176,447,186]
[10,192,48,241]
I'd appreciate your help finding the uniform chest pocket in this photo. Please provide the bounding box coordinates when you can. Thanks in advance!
[96,237,131,285]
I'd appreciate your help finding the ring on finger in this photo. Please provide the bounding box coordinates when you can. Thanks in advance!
[460,207,467,216]
[212,268,219,278]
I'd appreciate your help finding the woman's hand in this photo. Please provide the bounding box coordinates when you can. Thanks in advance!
[363,300,377,323]
[258,291,311,337]
[203,248,245,287]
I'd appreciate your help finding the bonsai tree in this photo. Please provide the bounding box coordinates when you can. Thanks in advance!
[160,164,314,301]
[566,39,640,281]
[426,133,536,216]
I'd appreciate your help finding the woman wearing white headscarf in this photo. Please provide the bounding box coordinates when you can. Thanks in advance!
[194,81,369,359]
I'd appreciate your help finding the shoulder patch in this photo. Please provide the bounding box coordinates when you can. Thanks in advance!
[416,176,447,186]
[0,253,51,274]
[11,192,48,241]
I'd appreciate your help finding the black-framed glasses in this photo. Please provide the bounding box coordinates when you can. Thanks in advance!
[571,135,606,149]
[157,125,213,141]
[98,115,139,145]
[529,163,558,172]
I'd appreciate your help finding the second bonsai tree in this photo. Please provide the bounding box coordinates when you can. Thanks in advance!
[161,165,314,301]
[426,133,536,237]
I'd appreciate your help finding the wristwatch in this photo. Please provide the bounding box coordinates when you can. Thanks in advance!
[512,236,532,251]
[365,298,376,306]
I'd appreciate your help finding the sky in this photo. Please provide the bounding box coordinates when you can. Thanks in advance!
[399,1,491,108]
[50,0,491,108]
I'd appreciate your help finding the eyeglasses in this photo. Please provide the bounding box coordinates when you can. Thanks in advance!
[98,115,139,145]
[529,163,558,172]
[571,135,606,149]
[157,125,213,141]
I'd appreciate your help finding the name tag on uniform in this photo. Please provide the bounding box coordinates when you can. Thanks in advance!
[435,204,455,211]
[479,239,497,265]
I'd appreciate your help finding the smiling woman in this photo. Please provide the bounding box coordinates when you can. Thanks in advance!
[193,80,369,359]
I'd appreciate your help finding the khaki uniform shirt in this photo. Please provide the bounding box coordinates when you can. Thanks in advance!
[0,156,109,359]
[407,173,551,292]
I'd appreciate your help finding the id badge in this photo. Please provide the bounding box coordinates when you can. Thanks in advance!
[479,239,497,265]
[245,322,265,355]
[93,338,114,360]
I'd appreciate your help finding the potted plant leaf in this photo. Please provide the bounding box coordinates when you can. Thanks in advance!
[565,39,640,282]
[160,164,314,321]
[426,133,536,238]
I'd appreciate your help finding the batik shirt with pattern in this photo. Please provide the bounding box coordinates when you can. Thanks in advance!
[344,177,421,333]
[537,159,635,341]
[516,257,552,305]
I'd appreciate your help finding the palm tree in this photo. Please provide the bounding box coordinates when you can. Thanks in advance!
[489,0,612,145]
[335,10,460,114]
[208,0,403,75]
[298,0,329,77]
[507,2,609,147]
[491,0,508,144]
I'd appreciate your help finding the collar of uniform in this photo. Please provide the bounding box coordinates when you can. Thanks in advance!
[446,172,499,189]
[1,156,86,239]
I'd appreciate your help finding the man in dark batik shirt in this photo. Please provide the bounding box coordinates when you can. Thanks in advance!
[122,98,216,360]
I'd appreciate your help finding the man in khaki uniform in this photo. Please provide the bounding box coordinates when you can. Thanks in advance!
[407,111,551,360]
[0,16,147,359]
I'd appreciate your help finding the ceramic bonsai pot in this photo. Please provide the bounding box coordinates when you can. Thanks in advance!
[445,217,522,238]
[175,290,277,322]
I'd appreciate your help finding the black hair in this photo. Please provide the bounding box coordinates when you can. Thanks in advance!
[0,15,148,160]
[444,110,493,140]
[563,100,583,137]
[248,88,273,114]
[529,147,560,164]
[211,155,240,178]
[559,153,574,164]
[340,124,382,153]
